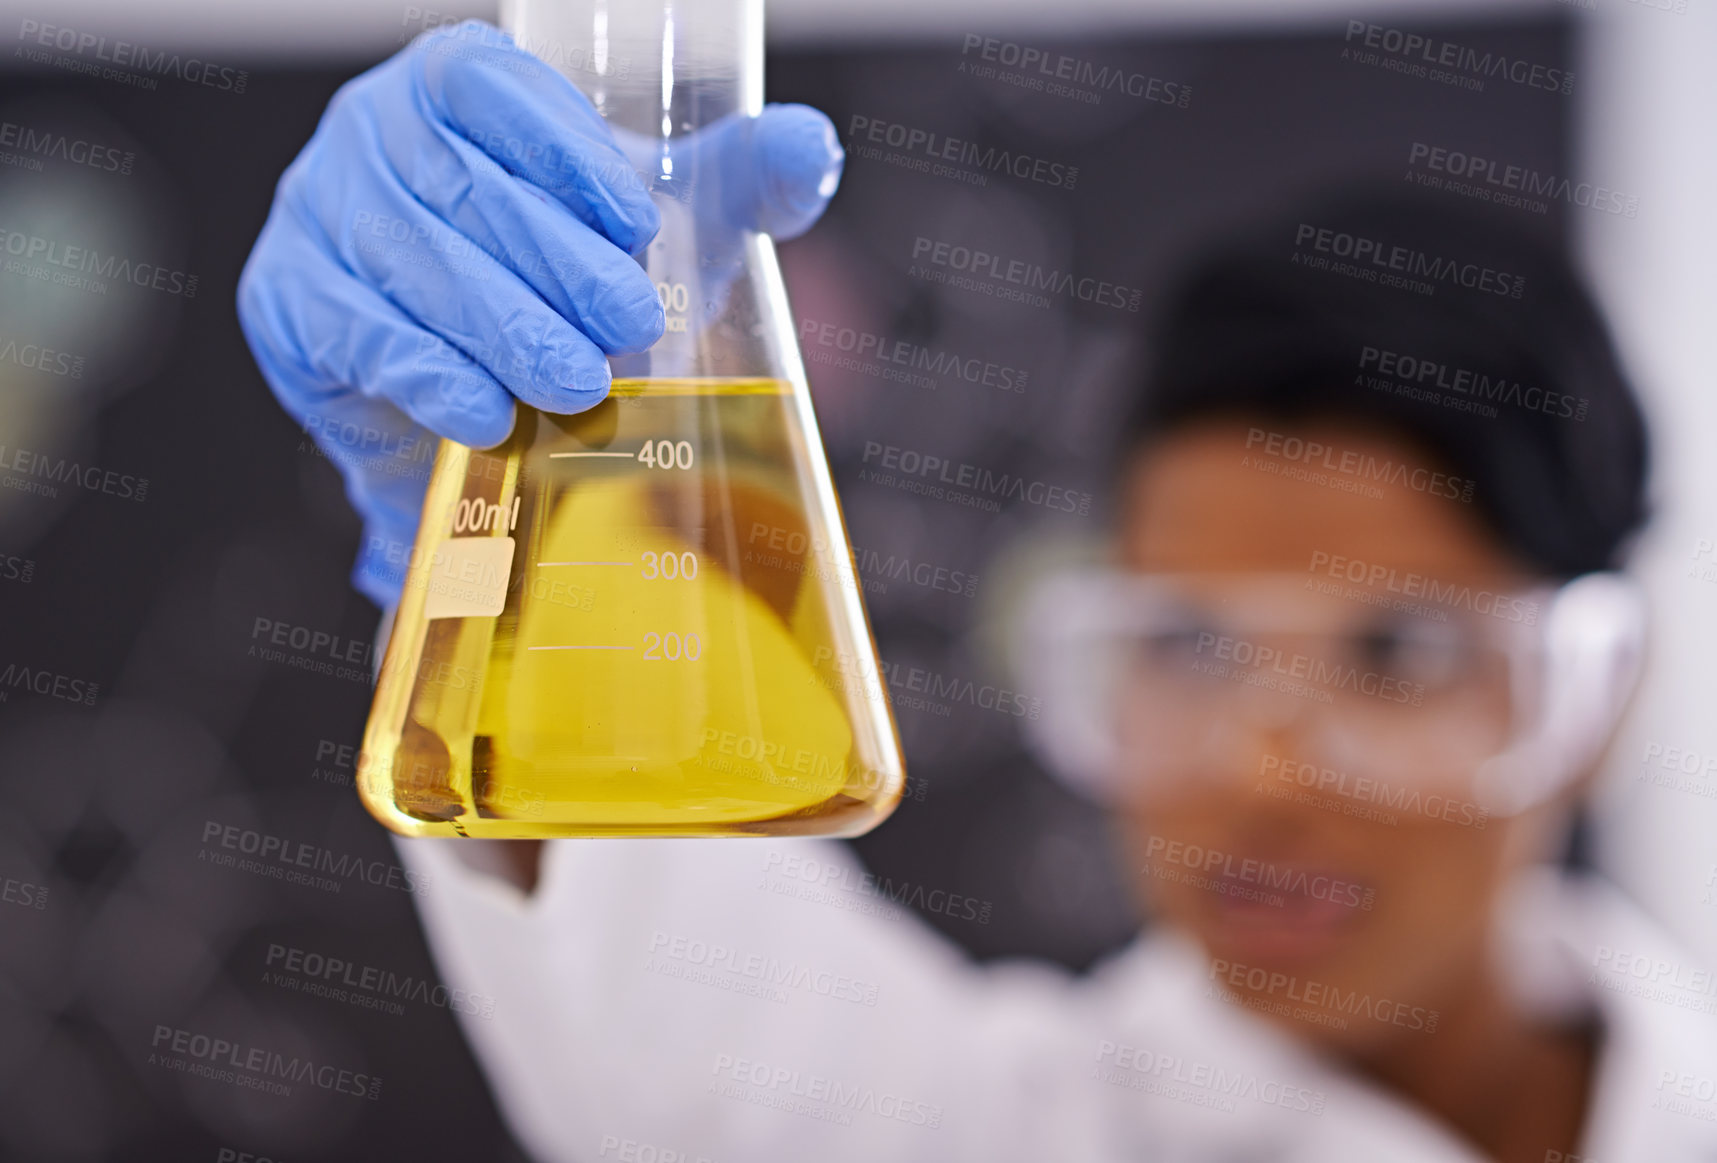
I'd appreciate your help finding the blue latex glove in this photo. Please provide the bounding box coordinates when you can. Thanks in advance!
[237,19,845,607]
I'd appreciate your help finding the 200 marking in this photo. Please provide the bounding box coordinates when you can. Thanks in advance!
[643,632,702,661]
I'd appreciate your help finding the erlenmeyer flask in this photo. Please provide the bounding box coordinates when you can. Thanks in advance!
[356,0,906,838]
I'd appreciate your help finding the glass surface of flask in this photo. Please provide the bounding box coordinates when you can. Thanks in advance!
[357,0,906,838]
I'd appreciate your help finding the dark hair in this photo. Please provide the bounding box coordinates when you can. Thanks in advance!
[1126,187,1650,578]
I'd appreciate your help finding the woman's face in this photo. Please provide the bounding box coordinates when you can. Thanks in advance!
[1114,418,1546,1056]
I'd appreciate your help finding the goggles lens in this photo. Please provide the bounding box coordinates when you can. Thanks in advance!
[1031,571,1551,803]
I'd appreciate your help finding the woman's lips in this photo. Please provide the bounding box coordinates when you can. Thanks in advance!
[1194,861,1372,964]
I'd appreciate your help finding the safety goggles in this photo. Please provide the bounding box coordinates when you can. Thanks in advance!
[1014,569,1644,817]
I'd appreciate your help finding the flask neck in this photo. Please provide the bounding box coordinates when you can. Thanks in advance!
[500,0,792,383]
[500,0,762,138]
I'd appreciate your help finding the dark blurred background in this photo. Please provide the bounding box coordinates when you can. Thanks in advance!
[0,11,1581,1160]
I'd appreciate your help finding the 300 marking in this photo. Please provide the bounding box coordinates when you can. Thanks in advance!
[641,551,698,580]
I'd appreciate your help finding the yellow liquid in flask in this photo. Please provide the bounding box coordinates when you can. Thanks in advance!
[358,378,906,838]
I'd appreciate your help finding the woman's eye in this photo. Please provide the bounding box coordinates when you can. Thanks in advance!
[1135,620,1221,673]
[1351,623,1464,684]
[1148,627,1205,659]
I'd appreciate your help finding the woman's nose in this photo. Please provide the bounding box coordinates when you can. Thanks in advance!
[1205,700,1336,794]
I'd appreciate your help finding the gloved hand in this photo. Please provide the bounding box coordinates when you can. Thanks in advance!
[237,18,845,607]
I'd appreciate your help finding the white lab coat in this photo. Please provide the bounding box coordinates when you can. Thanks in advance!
[395,834,1717,1162]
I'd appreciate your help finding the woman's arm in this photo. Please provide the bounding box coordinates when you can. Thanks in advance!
[396,833,1105,1161]
[446,838,544,893]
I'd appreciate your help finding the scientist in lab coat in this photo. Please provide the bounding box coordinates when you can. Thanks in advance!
[236,24,1717,1163]
[394,198,1717,1163]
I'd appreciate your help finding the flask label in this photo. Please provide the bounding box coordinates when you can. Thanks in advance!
[423,536,514,619]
